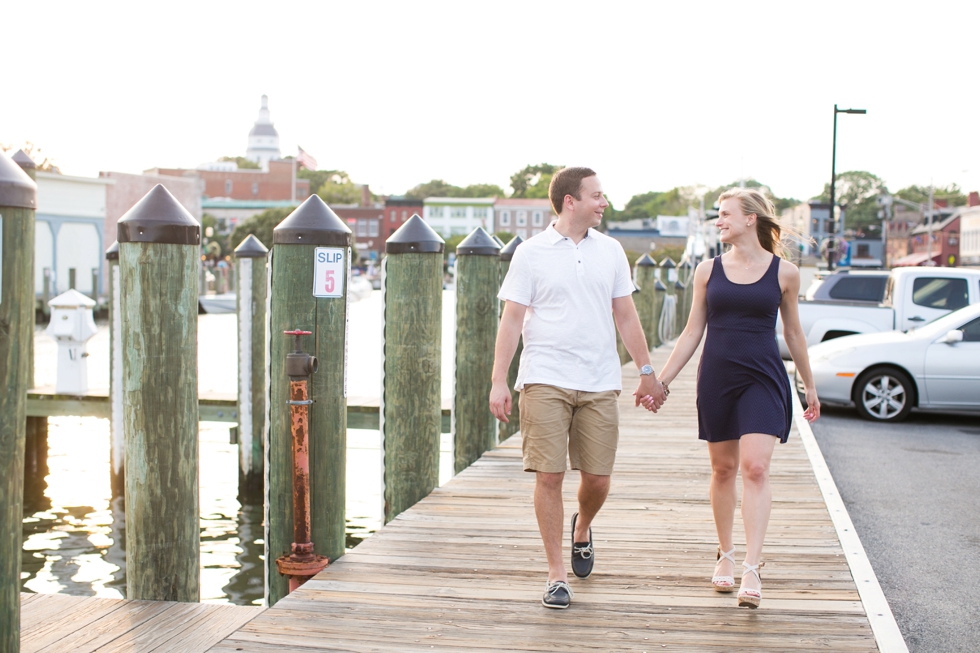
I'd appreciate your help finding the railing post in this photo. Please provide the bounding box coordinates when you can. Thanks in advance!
[13,151,35,390]
[266,195,351,607]
[106,241,124,496]
[659,257,678,344]
[68,267,76,290]
[382,215,444,524]
[497,235,523,442]
[0,151,37,653]
[453,228,500,474]
[633,254,662,349]
[235,234,268,506]
[118,184,201,602]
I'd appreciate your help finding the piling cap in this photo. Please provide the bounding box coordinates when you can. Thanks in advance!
[491,234,505,247]
[654,279,666,292]
[234,234,269,258]
[660,256,676,268]
[48,288,97,309]
[273,195,351,246]
[105,241,119,261]
[499,235,524,261]
[456,227,501,256]
[635,253,657,267]
[12,150,36,170]
[0,150,37,209]
[674,280,685,290]
[386,214,445,254]
[117,184,200,245]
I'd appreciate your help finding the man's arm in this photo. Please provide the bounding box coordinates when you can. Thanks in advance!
[612,295,667,410]
[489,300,527,422]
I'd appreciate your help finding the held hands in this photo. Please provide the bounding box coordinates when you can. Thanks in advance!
[803,387,821,423]
[634,374,667,413]
[489,380,513,423]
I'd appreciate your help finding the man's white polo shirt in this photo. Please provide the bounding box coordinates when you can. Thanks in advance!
[498,223,634,392]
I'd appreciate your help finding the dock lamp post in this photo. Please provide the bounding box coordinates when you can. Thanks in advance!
[828,104,866,271]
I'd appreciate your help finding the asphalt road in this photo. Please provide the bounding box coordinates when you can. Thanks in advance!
[810,406,980,653]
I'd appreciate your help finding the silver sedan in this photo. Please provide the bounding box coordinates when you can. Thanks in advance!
[798,303,980,422]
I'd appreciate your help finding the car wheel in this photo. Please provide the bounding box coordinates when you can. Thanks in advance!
[853,367,915,422]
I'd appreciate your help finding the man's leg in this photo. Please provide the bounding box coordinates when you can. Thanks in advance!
[534,471,567,583]
[573,472,610,542]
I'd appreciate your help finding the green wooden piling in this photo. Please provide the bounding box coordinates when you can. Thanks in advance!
[0,151,37,653]
[69,267,76,290]
[13,151,35,390]
[453,228,500,474]
[106,242,124,496]
[497,235,523,442]
[117,184,201,602]
[42,268,50,318]
[634,254,661,349]
[267,196,351,606]
[91,268,99,302]
[234,234,268,506]
[382,215,444,524]
[659,257,678,343]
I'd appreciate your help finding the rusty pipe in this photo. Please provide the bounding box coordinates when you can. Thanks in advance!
[275,330,328,593]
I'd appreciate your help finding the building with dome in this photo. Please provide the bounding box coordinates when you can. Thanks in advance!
[246,95,281,170]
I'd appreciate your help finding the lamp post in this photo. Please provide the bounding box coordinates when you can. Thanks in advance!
[828,104,867,271]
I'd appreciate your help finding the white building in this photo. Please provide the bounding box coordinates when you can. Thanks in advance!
[35,171,112,297]
[494,198,552,240]
[423,197,495,237]
[245,95,281,171]
[959,205,980,266]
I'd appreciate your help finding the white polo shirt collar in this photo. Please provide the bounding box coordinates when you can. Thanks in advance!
[545,221,593,245]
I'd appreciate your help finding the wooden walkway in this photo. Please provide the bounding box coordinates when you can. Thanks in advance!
[19,592,261,652]
[209,349,882,652]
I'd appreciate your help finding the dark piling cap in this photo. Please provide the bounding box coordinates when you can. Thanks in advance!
[674,281,685,290]
[105,241,119,261]
[654,279,666,292]
[117,184,200,245]
[12,150,36,170]
[660,256,676,268]
[273,195,351,246]
[0,150,37,209]
[491,234,505,247]
[386,214,445,254]
[635,253,656,267]
[235,234,269,258]
[456,227,501,256]
[499,235,524,262]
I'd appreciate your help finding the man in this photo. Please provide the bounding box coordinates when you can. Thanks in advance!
[490,166,667,609]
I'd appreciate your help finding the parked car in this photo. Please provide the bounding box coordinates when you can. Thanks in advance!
[804,269,890,303]
[776,267,980,358]
[799,302,980,422]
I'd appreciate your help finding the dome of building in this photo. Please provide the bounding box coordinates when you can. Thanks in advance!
[245,95,281,170]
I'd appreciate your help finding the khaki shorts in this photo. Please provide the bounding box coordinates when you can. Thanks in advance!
[519,384,621,475]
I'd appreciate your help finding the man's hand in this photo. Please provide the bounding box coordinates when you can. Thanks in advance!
[633,374,667,412]
[489,380,513,422]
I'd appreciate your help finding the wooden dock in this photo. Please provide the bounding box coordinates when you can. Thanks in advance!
[207,349,886,652]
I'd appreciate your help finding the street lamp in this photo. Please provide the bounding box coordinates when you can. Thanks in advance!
[827,104,867,271]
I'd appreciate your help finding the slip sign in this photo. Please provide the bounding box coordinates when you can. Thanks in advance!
[313,247,345,298]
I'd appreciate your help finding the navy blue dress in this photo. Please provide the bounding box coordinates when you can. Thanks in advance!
[696,255,792,443]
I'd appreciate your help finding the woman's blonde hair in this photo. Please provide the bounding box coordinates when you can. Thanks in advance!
[717,187,809,258]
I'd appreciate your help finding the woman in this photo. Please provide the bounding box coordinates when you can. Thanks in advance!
[650,187,819,608]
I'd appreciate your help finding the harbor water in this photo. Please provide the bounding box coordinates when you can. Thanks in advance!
[21,289,458,605]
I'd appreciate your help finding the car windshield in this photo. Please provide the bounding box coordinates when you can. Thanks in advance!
[910,305,980,339]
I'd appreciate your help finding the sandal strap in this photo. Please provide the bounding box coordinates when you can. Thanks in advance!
[741,561,764,581]
[717,546,736,565]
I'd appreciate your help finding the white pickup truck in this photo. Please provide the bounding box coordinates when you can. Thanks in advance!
[776,267,980,358]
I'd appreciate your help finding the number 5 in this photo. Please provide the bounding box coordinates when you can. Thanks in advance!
[324,269,335,293]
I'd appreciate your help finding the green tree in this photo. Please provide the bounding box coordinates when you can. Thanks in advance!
[218,156,260,169]
[298,169,350,195]
[812,171,887,230]
[510,163,563,198]
[702,179,798,213]
[894,184,967,208]
[405,180,506,199]
[227,207,293,252]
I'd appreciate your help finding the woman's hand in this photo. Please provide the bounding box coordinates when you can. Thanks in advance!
[803,387,820,422]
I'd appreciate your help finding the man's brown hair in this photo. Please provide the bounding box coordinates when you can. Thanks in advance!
[548,166,596,215]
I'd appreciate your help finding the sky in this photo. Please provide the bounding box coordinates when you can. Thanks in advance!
[3,1,979,208]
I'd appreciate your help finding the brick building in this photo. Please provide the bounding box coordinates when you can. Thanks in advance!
[333,204,386,262]
[383,197,424,242]
[494,198,553,239]
[146,159,309,202]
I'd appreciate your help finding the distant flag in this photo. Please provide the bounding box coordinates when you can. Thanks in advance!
[296,146,317,171]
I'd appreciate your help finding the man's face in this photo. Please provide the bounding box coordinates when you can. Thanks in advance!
[570,175,609,227]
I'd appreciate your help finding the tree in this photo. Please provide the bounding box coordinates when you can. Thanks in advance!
[510,163,563,198]
[702,179,798,213]
[894,184,967,208]
[812,170,888,230]
[405,180,506,200]
[298,169,350,195]
[227,207,293,252]
[218,156,260,169]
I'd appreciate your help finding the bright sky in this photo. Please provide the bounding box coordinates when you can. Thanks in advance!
[3,1,979,208]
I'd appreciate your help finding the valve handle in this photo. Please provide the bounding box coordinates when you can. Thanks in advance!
[284,329,313,354]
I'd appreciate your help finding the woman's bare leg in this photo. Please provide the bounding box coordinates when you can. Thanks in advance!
[708,440,740,580]
[738,433,778,593]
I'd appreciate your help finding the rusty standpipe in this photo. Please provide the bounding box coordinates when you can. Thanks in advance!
[275,329,329,593]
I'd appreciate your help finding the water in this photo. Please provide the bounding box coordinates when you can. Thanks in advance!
[22,289,458,605]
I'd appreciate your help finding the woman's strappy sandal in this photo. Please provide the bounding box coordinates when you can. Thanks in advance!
[737,561,764,608]
[712,546,736,592]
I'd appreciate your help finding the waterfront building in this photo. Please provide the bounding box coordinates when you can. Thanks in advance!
[493,198,552,240]
[246,95,281,170]
[147,159,309,204]
[423,197,495,237]
[384,197,424,242]
[960,204,980,266]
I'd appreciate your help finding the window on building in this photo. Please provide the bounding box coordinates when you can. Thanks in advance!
[517,211,527,227]
[499,211,510,226]
[402,210,408,220]
[225,180,232,195]
[856,244,871,258]
[357,221,367,237]
[429,206,443,219]
[251,182,259,196]
[450,206,467,219]
[391,210,397,223]
[473,208,488,220]
[949,231,958,246]
[369,221,379,237]
[532,211,543,226]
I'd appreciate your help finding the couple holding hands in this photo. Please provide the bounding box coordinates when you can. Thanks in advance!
[489,167,820,610]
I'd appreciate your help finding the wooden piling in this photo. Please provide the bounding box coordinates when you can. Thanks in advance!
[0,150,37,653]
[633,254,662,349]
[382,215,444,524]
[106,241,123,496]
[453,228,500,474]
[267,195,351,606]
[117,184,201,602]
[91,268,99,302]
[497,235,523,442]
[13,151,35,390]
[234,235,268,506]
[659,257,678,343]
[68,267,76,290]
